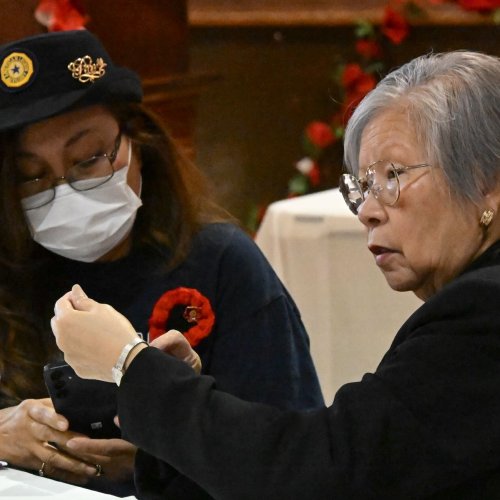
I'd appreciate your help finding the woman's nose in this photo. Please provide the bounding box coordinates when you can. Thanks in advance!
[357,191,387,227]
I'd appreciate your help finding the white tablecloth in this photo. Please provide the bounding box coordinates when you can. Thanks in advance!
[0,467,134,499]
[256,188,422,404]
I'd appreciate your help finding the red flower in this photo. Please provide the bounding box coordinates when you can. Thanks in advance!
[458,0,500,10]
[308,164,321,187]
[339,63,378,119]
[305,121,336,148]
[35,0,88,32]
[149,288,215,347]
[341,64,377,103]
[342,63,363,88]
[355,39,383,59]
[382,7,410,44]
[341,63,375,91]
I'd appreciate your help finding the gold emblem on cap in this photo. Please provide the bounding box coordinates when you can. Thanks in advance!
[1,51,34,88]
[67,55,107,83]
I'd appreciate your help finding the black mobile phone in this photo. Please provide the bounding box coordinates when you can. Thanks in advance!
[43,362,121,439]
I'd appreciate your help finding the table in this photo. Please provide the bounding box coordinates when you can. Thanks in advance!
[255,188,422,404]
[0,467,135,499]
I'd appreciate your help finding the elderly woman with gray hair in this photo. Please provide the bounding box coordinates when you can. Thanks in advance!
[52,50,500,499]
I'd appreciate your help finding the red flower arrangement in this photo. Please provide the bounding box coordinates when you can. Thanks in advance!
[148,287,215,347]
[355,39,384,59]
[341,63,378,113]
[458,0,500,11]
[382,6,411,44]
[305,121,336,149]
[35,0,88,31]
[281,0,500,203]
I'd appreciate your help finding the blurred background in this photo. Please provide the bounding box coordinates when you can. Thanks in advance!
[2,0,499,229]
[190,0,500,227]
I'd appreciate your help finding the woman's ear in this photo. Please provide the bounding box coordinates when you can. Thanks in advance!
[484,182,500,212]
[480,184,500,240]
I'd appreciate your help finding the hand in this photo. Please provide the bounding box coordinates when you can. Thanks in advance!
[0,398,100,484]
[150,330,202,374]
[51,285,138,381]
[64,436,137,482]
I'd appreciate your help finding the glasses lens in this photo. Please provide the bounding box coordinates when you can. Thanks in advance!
[21,188,55,210]
[367,161,400,206]
[339,174,364,214]
[68,156,114,191]
[19,180,55,210]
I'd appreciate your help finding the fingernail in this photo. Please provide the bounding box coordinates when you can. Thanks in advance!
[57,420,67,430]
[66,439,76,449]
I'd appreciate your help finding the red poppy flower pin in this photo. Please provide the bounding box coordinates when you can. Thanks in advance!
[148,287,215,347]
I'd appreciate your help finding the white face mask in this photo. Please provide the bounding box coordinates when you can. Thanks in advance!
[22,142,143,262]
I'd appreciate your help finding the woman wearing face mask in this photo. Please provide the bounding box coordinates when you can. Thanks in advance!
[0,30,324,496]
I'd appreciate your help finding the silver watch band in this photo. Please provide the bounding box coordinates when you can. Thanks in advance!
[112,337,148,386]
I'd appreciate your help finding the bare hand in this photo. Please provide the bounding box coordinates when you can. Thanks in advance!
[65,436,137,482]
[51,285,138,381]
[150,330,202,374]
[0,398,100,484]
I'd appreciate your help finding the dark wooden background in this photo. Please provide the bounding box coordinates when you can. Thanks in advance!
[1,1,499,224]
[188,1,500,224]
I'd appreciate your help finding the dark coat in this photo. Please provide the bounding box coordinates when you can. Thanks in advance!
[119,241,500,499]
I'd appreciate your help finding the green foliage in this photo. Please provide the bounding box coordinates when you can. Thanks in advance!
[354,20,375,39]
[494,9,500,25]
[288,175,309,196]
[404,1,427,21]
[245,203,261,235]
[302,135,322,160]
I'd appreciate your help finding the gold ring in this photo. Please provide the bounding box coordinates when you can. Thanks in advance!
[94,463,103,477]
[38,462,46,477]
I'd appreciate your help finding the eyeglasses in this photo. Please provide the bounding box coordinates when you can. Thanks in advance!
[339,160,431,215]
[18,133,122,210]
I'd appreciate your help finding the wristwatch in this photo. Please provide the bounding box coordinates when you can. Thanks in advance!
[112,337,148,386]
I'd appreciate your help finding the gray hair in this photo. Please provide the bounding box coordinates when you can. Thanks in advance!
[343,50,500,204]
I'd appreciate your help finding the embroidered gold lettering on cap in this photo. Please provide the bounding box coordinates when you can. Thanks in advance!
[67,55,107,83]
[1,51,34,88]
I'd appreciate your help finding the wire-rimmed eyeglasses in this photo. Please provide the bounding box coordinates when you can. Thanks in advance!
[339,160,431,215]
[18,132,122,210]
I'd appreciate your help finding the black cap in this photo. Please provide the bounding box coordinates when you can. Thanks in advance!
[0,30,143,132]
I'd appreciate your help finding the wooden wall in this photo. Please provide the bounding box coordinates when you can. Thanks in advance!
[188,1,500,224]
[0,0,207,157]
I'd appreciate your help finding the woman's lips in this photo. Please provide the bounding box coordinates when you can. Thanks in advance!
[369,245,397,266]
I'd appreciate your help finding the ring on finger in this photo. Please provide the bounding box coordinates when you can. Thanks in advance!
[38,462,46,477]
[94,463,103,477]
